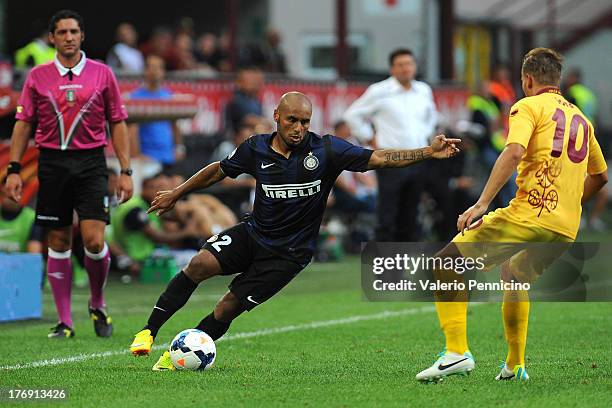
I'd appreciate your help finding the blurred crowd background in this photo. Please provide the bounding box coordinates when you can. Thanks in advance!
[1,0,611,282]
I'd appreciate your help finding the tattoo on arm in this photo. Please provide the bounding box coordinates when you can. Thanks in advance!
[383,149,425,163]
[367,147,433,170]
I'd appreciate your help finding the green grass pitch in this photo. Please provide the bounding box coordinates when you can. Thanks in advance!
[1,256,611,407]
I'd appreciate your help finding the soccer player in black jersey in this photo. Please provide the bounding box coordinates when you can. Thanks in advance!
[130,92,460,370]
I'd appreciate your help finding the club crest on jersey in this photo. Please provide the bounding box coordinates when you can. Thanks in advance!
[303,151,319,171]
[66,89,76,106]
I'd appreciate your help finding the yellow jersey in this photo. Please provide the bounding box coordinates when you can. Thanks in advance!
[503,87,607,239]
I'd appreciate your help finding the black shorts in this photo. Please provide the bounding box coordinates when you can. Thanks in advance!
[36,147,109,228]
[202,223,305,311]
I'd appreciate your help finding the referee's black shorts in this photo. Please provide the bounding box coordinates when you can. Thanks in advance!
[201,222,306,311]
[35,147,109,228]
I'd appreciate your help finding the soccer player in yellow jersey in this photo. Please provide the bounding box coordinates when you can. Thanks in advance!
[416,48,608,382]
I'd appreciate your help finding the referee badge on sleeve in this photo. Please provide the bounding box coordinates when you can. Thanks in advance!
[303,151,319,171]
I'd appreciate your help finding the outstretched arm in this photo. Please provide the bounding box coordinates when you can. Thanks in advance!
[148,161,226,216]
[366,135,460,170]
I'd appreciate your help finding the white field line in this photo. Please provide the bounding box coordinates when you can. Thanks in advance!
[0,306,440,371]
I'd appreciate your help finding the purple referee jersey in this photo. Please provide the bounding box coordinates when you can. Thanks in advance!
[16,51,128,150]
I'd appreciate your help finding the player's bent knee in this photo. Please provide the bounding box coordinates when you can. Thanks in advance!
[47,228,72,252]
[184,250,222,283]
[83,240,105,255]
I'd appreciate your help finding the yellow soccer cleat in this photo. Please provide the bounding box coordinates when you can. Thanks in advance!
[152,351,176,371]
[130,329,154,356]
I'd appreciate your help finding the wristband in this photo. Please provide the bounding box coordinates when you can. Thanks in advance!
[120,168,133,176]
[7,161,22,175]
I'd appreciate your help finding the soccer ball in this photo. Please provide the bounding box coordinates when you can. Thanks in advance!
[169,329,216,371]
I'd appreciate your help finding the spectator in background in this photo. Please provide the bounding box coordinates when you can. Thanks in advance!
[564,68,597,122]
[216,31,233,72]
[225,67,269,133]
[0,182,42,253]
[194,33,221,70]
[166,174,238,240]
[110,174,198,274]
[344,48,438,241]
[487,64,518,206]
[175,17,195,39]
[140,27,180,71]
[243,28,287,74]
[174,32,197,70]
[332,121,377,214]
[14,30,55,68]
[210,125,257,215]
[106,23,144,73]
[129,55,185,168]
[488,63,516,114]
[466,81,514,209]
[563,68,607,231]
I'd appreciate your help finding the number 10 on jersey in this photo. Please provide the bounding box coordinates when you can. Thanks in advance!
[551,108,589,163]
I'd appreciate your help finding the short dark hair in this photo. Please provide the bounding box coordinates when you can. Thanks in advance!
[389,48,414,66]
[49,10,84,34]
[522,47,563,86]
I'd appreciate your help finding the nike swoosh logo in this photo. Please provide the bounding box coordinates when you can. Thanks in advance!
[154,306,167,312]
[131,343,144,347]
[438,358,468,371]
[260,163,275,169]
[47,272,64,279]
[246,296,260,305]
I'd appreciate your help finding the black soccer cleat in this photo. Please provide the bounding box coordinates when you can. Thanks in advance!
[48,322,75,339]
[88,305,113,338]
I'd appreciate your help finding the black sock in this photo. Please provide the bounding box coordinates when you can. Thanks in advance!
[144,271,197,337]
[195,312,231,341]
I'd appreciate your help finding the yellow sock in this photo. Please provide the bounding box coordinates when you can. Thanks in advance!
[435,301,468,354]
[502,289,530,368]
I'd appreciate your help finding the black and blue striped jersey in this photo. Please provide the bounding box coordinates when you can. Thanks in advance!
[220,131,373,264]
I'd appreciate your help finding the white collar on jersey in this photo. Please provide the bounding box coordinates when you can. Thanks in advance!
[54,51,87,76]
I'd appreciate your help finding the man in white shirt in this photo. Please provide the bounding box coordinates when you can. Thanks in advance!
[344,48,438,241]
[106,23,144,73]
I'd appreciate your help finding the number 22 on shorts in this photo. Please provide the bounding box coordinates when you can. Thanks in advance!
[209,235,232,252]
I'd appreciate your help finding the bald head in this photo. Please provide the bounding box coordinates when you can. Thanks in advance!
[274,92,312,149]
[277,92,312,114]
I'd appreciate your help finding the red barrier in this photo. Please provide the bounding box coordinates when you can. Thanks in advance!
[121,80,469,135]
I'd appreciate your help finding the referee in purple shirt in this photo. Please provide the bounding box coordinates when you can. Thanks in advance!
[5,10,133,339]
